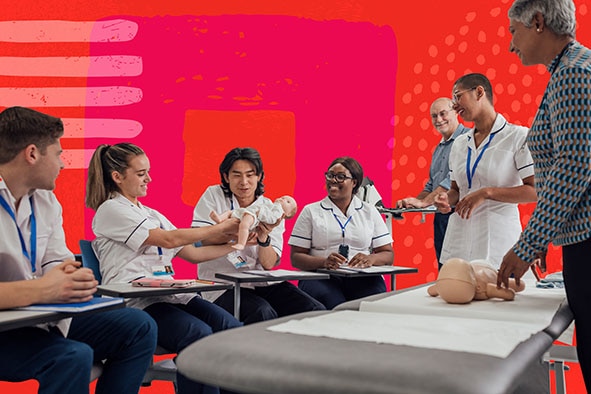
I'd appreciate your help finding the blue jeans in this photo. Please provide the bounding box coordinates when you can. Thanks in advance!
[144,296,242,394]
[299,275,386,309]
[434,212,451,269]
[0,308,157,394]
[214,281,326,325]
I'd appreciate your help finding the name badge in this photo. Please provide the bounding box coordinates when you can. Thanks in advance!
[152,264,174,276]
[227,250,247,268]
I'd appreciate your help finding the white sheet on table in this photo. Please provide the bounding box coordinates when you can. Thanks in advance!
[268,310,544,358]
[267,279,566,358]
[359,279,565,326]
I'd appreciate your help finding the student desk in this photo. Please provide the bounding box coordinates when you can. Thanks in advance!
[96,281,232,298]
[0,310,69,332]
[215,271,330,319]
[318,265,418,291]
[0,302,125,333]
[176,281,572,394]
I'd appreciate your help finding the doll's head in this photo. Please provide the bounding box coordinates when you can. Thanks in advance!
[276,195,297,218]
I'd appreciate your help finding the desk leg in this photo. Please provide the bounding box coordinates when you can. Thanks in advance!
[390,274,396,292]
[385,213,393,237]
[233,284,241,320]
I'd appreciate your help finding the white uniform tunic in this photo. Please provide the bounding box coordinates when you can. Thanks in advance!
[92,193,193,309]
[0,178,73,334]
[440,114,535,268]
[192,185,285,302]
[288,195,392,258]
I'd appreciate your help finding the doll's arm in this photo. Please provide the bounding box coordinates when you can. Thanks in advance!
[210,210,232,224]
[485,283,516,301]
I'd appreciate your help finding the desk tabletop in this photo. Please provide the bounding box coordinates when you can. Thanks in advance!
[0,310,63,333]
[0,301,125,333]
[318,265,418,277]
[97,282,232,298]
[215,270,329,284]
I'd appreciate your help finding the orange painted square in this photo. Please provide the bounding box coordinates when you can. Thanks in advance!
[181,110,296,206]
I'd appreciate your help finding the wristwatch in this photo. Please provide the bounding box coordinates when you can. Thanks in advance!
[257,236,271,247]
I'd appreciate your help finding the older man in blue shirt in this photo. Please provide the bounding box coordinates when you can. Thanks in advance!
[397,97,468,269]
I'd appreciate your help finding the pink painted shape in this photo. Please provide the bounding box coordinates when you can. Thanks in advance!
[0,86,142,107]
[0,20,138,42]
[81,15,397,278]
[61,149,87,169]
[0,56,142,77]
[63,118,143,139]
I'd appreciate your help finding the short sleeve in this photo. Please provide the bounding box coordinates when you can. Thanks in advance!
[93,200,158,252]
[193,186,226,228]
[514,127,535,179]
[288,205,313,249]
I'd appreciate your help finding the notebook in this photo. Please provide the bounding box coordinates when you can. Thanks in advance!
[17,296,124,313]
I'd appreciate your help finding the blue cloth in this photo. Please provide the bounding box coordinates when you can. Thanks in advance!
[424,124,469,193]
[144,296,242,394]
[213,281,326,325]
[0,308,157,394]
[298,275,386,309]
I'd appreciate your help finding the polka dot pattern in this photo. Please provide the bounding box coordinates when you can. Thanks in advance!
[389,1,590,287]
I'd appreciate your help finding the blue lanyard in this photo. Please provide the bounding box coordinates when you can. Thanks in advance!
[466,132,496,189]
[332,212,353,241]
[0,195,37,273]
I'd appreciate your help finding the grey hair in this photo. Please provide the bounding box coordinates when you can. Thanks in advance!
[508,0,576,37]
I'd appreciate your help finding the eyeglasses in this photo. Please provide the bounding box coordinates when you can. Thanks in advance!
[325,172,353,183]
[452,87,477,103]
[431,109,452,120]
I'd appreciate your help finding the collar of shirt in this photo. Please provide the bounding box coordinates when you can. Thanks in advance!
[548,40,576,74]
[320,195,364,217]
[111,191,142,207]
[440,124,469,145]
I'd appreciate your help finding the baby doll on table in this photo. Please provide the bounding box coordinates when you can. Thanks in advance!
[210,195,297,250]
[428,258,525,304]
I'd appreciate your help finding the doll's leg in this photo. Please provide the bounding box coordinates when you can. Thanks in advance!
[233,213,256,250]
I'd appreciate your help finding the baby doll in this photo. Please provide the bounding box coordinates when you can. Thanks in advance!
[210,195,297,250]
[427,258,525,304]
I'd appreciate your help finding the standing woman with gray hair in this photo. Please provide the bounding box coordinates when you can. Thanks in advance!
[498,0,591,390]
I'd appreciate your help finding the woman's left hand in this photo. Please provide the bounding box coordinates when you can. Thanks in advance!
[348,253,372,268]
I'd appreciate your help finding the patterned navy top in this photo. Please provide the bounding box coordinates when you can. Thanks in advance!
[514,41,591,262]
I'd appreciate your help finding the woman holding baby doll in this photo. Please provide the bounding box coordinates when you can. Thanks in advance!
[86,142,242,394]
[289,156,394,309]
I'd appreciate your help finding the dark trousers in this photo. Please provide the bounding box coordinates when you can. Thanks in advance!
[144,297,242,394]
[434,212,451,269]
[562,237,591,393]
[214,281,326,325]
[0,308,157,394]
[299,275,387,309]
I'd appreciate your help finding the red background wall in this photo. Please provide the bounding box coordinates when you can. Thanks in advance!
[1,0,589,392]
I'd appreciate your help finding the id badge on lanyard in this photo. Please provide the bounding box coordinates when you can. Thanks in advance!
[466,133,495,190]
[333,212,352,260]
[0,195,37,275]
[150,245,175,276]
